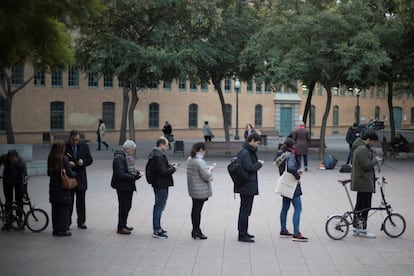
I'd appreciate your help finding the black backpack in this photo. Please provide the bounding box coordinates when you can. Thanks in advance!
[339,164,352,173]
[145,159,154,184]
[227,150,249,188]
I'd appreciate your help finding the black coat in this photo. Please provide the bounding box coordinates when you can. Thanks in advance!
[65,141,93,190]
[147,148,175,189]
[111,150,138,191]
[48,156,76,205]
[0,154,27,190]
[235,143,262,195]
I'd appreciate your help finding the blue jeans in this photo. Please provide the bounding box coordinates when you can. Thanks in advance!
[153,187,169,231]
[280,195,302,234]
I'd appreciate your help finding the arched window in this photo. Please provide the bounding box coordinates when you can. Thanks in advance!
[310,105,316,127]
[375,106,380,120]
[333,105,339,126]
[255,104,263,128]
[149,102,159,128]
[102,102,115,129]
[50,101,64,130]
[225,104,232,128]
[188,104,198,128]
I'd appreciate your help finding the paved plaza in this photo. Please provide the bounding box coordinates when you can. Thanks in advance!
[1,136,414,275]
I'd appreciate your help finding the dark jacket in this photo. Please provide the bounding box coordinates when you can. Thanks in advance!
[48,156,76,205]
[345,127,357,145]
[111,150,138,191]
[351,138,378,193]
[147,148,175,189]
[235,143,262,195]
[0,154,27,190]
[65,141,93,190]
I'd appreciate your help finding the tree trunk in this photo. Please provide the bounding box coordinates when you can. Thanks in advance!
[119,85,129,145]
[212,77,230,142]
[387,80,395,141]
[128,86,138,142]
[303,80,316,133]
[319,84,332,162]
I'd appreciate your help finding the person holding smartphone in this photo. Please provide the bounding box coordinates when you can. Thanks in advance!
[186,142,214,240]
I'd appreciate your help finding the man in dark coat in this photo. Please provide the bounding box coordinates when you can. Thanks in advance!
[345,123,359,164]
[65,130,93,229]
[147,137,178,239]
[235,133,264,242]
[0,150,28,230]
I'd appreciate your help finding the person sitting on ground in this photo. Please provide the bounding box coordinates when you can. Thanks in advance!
[391,133,409,153]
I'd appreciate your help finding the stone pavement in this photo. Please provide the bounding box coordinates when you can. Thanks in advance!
[1,136,414,275]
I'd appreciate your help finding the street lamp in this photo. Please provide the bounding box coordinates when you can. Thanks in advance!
[355,88,360,125]
[234,78,241,140]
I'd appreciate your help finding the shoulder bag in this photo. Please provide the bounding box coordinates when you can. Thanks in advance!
[61,161,78,190]
[274,159,297,199]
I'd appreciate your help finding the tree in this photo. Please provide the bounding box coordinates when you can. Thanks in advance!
[0,0,102,144]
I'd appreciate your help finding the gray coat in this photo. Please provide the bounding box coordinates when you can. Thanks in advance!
[186,154,212,199]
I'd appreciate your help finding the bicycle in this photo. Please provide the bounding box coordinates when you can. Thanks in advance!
[0,196,25,231]
[325,166,406,240]
[22,198,49,233]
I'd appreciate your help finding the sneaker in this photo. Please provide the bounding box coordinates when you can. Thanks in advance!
[279,230,293,238]
[352,228,360,236]
[153,230,168,239]
[160,228,168,234]
[359,230,376,239]
[292,233,308,242]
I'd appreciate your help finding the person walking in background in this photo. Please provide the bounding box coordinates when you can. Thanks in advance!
[97,119,109,150]
[235,133,264,243]
[65,130,93,230]
[186,142,213,240]
[351,130,381,238]
[274,138,308,242]
[202,121,214,142]
[244,124,255,141]
[358,117,368,137]
[345,123,359,165]
[292,122,310,172]
[0,150,28,231]
[47,140,77,237]
[111,140,142,235]
[147,137,178,239]
[162,121,173,149]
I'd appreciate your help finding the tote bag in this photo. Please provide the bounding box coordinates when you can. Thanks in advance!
[274,161,297,199]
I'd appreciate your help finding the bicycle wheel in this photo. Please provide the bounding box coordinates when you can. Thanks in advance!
[325,215,349,240]
[25,208,49,233]
[8,206,25,230]
[382,213,406,238]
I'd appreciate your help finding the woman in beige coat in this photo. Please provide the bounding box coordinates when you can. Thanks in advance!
[186,142,214,239]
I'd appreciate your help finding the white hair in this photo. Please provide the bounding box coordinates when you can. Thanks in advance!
[123,140,136,149]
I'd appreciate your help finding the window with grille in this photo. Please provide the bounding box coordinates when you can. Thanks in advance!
[255,105,263,127]
[149,103,159,128]
[102,102,115,129]
[50,101,64,130]
[68,67,80,87]
[51,69,63,87]
[188,104,198,128]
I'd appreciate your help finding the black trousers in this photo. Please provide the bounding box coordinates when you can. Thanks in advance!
[238,194,254,236]
[3,182,24,212]
[191,198,206,232]
[69,188,86,225]
[354,192,372,229]
[117,190,133,230]
[97,135,108,150]
[51,203,70,233]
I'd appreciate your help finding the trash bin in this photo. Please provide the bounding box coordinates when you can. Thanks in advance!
[173,140,184,156]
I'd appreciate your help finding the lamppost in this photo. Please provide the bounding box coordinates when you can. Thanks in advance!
[355,88,360,125]
[234,78,241,140]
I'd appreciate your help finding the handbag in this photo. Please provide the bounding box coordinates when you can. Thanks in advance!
[61,162,78,190]
[274,160,298,199]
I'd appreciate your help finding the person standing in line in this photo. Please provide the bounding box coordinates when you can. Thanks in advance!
[111,140,142,235]
[345,123,359,165]
[147,137,178,239]
[186,142,213,240]
[47,140,77,237]
[351,130,381,238]
[274,138,308,242]
[97,119,109,150]
[0,150,28,231]
[202,121,214,142]
[65,130,93,229]
[244,124,255,141]
[291,122,310,172]
[235,133,264,243]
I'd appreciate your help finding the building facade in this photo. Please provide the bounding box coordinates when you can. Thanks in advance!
[1,65,413,144]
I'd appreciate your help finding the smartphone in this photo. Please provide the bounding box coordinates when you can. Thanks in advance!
[212,163,217,167]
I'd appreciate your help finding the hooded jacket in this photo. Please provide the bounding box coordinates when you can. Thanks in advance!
[111,150,137,191]
[147,148,175,188]
[351,138,378,193]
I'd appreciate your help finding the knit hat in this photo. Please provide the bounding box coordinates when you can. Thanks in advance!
[284,137,295,148]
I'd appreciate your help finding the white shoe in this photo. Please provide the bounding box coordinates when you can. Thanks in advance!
[359,230,376,238]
